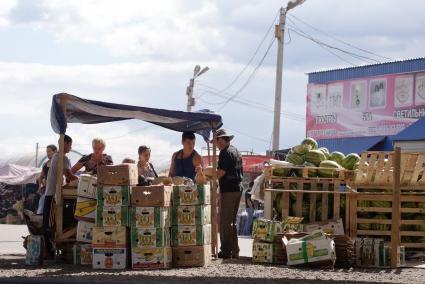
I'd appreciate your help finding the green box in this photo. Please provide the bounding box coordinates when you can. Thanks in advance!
[171,205,211,226]
[95,205,129,227]
[173,184,210,206]
[171,224,211,246]
[130,227,170,249]
[129,207,170,228]
[97,185,131,206]
[252,219,284,242]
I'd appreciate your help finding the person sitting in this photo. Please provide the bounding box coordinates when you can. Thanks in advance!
[169,132,204,180]
[71,138,113,175]
[137,146,158,185]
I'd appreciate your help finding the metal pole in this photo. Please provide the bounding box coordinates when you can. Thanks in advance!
[272,7,287,152]
[35,142,39,167]
[211,127,218,257]
[391,147,401,268]
[186,78,195,112]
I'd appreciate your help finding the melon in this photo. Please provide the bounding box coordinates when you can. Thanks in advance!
[372,214,390,231]
[371,201,391,208]
[318,160,341,178]
[292,144,311,155]
[329,151,345,165]
[414,214,425,232]
[358,223,371,230]
[305,150,326,166]
[272,165,292,177]
[304,161,318,177]
[274,192,283,217]
[301,137,318,150]
[285,153,305,165]
[318,147,330,159]
[341,153,361,170]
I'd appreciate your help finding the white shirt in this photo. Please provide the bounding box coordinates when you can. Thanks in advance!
[45,153,71,196]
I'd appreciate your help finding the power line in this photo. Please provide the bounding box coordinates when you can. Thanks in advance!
[287,14,392,61]
[215,10,280,95]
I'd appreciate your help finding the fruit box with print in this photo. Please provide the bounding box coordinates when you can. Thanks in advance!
[252,219,284,242]
[77,174,97,199]
[171,205,211,226]
[131,247,172,269]
[96,205,129,227]
[76,220,94,243]
[252,240,285,264]
[92,226,128,248]
[171,224,211,247]
[173,184,210,206]
[130,227,170,249]
[97,164,138,186]
[73,243,92,265]
[92,248,127,270]
[75,197,97,222]
[129,207,170,228]
[131,185,172,207]
[172,245,211,267]
[97,185,131,206]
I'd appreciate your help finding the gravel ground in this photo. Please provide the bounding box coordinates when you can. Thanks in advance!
[0,255,424,284]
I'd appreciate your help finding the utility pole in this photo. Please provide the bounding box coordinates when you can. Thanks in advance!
[272,0,306,152]
[186,65,209,112]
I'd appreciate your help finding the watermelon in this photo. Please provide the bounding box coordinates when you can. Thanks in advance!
[305,150,326,166]
[272,164,292,177]
[292,144,311,155]
[353,162,360,171]
[329,151,345,165]
[372,213,390,231]
[285,153,305,165]
[341,153,361,170]
[402,202,417,208]
[318,147,330,159]
[304,161,318,177]
[418,203,425,209]
[371,201,391,208]
[415,214,425,232]
[318,160,341,178]
[274,192,282,217]
[301,137,318,150]
[358,223,371,230]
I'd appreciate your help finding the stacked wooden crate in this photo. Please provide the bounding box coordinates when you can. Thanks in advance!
[347,151,425,266]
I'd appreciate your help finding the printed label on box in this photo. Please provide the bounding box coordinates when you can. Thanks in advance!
[92,226,128,248]
[73,243,92,265]
[75,197,97,222]
[131,227,170,248]
[93,248,127,269]
[97,185,130,206]
[171,224,211,246]
[76,221,94,243]
[171,205,211,226]
[77,174,97,199]
[173,184,210,206]
[96,205,129,227]
[130,207,170,228]
[131,247,172,269]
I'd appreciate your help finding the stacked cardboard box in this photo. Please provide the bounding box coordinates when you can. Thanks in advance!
[92,164,138,269]
[251,219,286,264]
[130,185,173,269]
[73,174,97,265]
[171,184,211,267]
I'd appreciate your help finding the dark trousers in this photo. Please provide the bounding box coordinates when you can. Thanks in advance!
[219,190,242,256]
[42,195,54,254]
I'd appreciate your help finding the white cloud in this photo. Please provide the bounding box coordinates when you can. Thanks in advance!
[0,0,16,27]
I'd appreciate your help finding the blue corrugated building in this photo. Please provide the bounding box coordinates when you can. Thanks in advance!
[307,58,425,154]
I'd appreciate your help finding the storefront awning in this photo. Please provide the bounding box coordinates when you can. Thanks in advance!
[318,136,387,154]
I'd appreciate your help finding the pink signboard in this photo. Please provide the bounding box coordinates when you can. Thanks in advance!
[306,72,425,140]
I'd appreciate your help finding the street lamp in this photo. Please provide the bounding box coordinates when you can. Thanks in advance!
[187,65,209,112]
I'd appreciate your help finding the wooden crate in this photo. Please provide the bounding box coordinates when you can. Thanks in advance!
[355,151,425,191]
[265,165,354,183]
[348,191,425,250]
[264,179,350,232]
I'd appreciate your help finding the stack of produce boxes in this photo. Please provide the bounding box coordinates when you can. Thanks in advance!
[73,174,97,266]
[92,164,138,269]
[130,185,173,269]
[171,184,211,267]
[251,219,285,264]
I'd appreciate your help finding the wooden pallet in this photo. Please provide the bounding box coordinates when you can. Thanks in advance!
[355,151,425,191]
[264,179,350,231]
[348,191,425,250]
[265,165,354,183]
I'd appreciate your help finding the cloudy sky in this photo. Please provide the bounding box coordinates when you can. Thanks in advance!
[0,0,424,169]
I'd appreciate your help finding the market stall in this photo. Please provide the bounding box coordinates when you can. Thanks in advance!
[49,93,222,257]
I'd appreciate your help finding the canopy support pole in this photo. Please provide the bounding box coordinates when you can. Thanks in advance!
[207,142,212,166]
[55,99,66,240]
[211,127,218,257]
[391,147,401,268]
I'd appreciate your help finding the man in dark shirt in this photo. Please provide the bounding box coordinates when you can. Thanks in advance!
[211,129,243,259]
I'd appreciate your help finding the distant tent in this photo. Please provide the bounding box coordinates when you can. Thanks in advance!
[0,164,41,185]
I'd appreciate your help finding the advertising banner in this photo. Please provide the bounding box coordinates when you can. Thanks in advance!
[306,73,425,139]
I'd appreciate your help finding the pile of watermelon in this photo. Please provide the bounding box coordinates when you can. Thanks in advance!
[273,137,361,178]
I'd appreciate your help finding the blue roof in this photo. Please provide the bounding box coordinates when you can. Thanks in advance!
[317,136,387,154]
[392,116,425,141]
[308,58,425,84]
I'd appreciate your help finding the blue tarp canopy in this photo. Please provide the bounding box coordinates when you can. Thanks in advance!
[50,93,222,140]
[392,116,425,141]
[317,136,387,155]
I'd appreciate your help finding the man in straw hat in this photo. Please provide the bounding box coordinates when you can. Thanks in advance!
[211,129,243,259]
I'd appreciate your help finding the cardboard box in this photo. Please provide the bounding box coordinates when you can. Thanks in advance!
[173,184,210,206]
[131,185,172,207]
[172,245,211,267]
[76,221,94,243]
[129,207,170,228]
[355,238,385,267]
[304,219,344,235]
[24,235,44,266]
[252,240,285,264]
[131,227,170,249]
[283,231,336,266]
[93,248,127,269]
[75,197,97,222]
[252,219,284,242]
[97,164,138,186]
[97,185,131,206]
[77,174,97,199]
[131,247,172,269]
[171,224,211,247]
[73,243,92,265]
[171,205,211,226]
[92,226,128,248]
[96,205,129,227]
